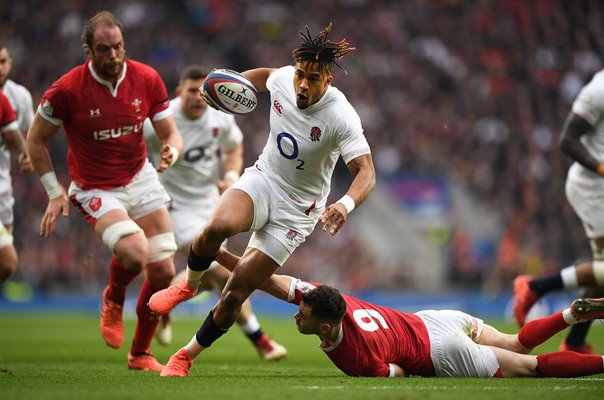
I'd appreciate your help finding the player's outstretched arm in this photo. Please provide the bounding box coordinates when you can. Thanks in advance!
[241,68,276,93]
[321,153,376,236]
[152,115,183,172]
[215,248,293,301]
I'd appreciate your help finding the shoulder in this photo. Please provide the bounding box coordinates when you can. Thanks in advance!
[326,89,362,130]
[127,59,161,79]
[48,64,89,95]
[169,96,181,111]
[5,79,33,100]
[267,65,295,90]
[204,105,239,126]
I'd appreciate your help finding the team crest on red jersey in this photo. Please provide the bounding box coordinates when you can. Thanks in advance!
[310,126,321,142]
[273,100,283,116]
[132,98,142,113]
[89,196,102,212]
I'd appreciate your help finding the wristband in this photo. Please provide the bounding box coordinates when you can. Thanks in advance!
[168,145,179,167]
[223,170,240,181]
[336,194,355,214]
[40,171,63,200]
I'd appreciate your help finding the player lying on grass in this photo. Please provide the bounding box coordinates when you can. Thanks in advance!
[160,249,604,378]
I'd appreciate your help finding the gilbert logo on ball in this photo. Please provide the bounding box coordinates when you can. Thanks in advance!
[203,69,258,115]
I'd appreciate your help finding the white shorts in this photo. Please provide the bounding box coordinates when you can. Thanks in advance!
[416,310,499,377]
[168,187,220,248]
[229,166,319,266]
[68,161,171,226]
[565,176,604,238]
[0,188,14,226]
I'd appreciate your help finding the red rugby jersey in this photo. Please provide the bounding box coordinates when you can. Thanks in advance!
[291,281,434,377]
[0,91,17,128]
[39,60,170,189]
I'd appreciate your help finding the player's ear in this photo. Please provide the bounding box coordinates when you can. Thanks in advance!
[319,323,331,334]
[83,44,92,59]
[175,85,182,96]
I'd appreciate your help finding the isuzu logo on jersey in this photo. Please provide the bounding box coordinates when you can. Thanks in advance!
[93,122,144,140]
[309,126,321,142]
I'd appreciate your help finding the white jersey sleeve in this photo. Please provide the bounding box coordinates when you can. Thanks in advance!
[568,69,604,181]
[572,70,604,126]
[3,79,34,133]
[257,66,370,210]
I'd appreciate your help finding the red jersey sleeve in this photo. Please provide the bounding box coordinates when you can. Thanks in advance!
[0,92,16,128]
[288,280,321,305]
[40,74,73,123]
[147,68,170,120]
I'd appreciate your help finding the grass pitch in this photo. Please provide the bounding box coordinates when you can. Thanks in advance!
[1,314,603,400]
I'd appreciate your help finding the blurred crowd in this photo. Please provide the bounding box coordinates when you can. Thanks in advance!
[2,0,601,295]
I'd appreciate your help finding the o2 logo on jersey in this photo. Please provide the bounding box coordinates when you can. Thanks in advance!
[276,132,305,170]
[184,145,206,163]
[353,309,390,332]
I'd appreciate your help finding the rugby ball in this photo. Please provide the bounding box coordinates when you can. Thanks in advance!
[203,69,258,115]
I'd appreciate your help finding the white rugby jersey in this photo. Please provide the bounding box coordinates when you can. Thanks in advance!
[0,79,33,195]
[569,69,604,182]
[256,66,370,210]
[2,79,34,133]
[144,96,243,205]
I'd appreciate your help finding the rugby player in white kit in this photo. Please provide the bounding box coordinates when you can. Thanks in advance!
[144,65,287,360]
[0,42,34,283]
[523,68,604,352]
[149,24,376,376]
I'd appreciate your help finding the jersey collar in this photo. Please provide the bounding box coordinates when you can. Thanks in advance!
[88,60,127,98]
[300,85,333,115]
[320,323,344,352]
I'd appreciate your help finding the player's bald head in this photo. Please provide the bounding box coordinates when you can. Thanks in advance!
[81,11,124,50]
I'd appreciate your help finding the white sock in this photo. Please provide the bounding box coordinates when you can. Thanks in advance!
[184,335,204,359]
[561,266,579,289]
[185,266,204,289]
[562,308,583,324]
[238,314,261,335]
[593,261,604,286]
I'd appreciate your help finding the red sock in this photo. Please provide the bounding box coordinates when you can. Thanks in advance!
[106,257,140,304]
[537,352,604,377]
[518,312,568,349]
[130,279,161,354]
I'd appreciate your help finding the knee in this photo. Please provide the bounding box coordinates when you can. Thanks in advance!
[103,221,147,270]
[202,217,238,242]
[145,261,175,288]
[114,234,148,271]
[221,287,251,312]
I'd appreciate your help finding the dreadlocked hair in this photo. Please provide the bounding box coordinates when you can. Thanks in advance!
[292,23,355,75]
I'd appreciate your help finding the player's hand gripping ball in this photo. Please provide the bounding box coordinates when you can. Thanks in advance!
[202,69,258,115]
